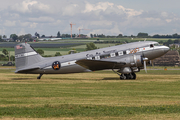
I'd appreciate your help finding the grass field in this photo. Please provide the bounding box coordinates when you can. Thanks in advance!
[0,68,180,119]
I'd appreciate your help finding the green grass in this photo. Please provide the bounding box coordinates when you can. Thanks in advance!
[1,104,180,118]
[1,68,180,119]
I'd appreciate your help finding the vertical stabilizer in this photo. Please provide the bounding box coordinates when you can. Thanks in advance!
[15,43,44,71]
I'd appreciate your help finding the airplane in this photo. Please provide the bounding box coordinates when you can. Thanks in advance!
[14,41,169,80]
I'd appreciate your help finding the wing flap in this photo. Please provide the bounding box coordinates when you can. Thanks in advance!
[76,59,126,71]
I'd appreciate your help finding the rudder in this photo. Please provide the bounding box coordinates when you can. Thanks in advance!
[15,43,44,72]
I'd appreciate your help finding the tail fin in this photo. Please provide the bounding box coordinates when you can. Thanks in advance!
[15,43,44,72]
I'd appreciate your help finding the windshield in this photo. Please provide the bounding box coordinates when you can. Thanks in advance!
[154,43,160,46]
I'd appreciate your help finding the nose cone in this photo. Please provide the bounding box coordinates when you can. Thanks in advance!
[164,46,170,53]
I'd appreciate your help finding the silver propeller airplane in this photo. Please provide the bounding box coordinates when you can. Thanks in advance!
[14,41,169,79]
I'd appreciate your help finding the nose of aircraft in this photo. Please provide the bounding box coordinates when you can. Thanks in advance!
[164,46,170,53]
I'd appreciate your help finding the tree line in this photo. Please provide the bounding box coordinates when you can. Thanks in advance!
[1,32,180,42]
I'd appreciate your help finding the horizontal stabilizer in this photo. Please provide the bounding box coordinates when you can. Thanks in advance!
[76,59,126,71]
[15,67,40,73]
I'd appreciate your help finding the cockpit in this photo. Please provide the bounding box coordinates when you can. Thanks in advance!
[150,43,160,48]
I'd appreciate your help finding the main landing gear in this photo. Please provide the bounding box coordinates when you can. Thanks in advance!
[37,74,43,79]
[112,69,136,80]
[120,73,136,80]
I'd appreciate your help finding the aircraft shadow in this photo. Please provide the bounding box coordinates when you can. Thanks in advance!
[11,78,34,80]
[102,77,135,81]
[102,77,119,80]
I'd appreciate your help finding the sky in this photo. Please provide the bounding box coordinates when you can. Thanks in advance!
[0,0,180,37]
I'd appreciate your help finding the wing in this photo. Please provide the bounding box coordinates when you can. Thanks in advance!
[15,67,40,73]
[76,59,126,71]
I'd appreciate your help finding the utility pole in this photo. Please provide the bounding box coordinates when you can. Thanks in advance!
[70,22,76,38]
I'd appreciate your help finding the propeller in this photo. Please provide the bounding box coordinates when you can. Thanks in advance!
[143,57,148,73]
[151,60,154,69]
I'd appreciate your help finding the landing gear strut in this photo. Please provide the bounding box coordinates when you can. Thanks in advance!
[37,74,43,79]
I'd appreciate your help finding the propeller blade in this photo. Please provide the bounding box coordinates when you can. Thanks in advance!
[143,57,148,73]
[144,60,147,73]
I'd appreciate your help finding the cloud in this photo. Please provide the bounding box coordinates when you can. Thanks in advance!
[0,0,180,37]
[4,20,16,27]
[10,0,52,14]
[28,17,55,23]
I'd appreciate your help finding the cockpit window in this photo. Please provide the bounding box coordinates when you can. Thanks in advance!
[154,43,160,46]
[150,44,154,48]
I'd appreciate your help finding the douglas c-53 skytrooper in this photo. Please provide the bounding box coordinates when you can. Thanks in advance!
[14,41,169,79]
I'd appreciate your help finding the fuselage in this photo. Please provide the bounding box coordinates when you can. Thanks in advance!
[19,41,169,74]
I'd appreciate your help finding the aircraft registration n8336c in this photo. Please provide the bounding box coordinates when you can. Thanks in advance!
[14,41,169,80]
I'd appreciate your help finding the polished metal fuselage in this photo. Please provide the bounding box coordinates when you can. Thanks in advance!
[19,41,169,74]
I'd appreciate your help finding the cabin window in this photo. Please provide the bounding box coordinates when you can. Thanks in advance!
[95,56,100,60]
[118,51,123,56]
[150,44,154,48]
[100,54,111,59]
[110,53,116,57]
[126,50,130,54]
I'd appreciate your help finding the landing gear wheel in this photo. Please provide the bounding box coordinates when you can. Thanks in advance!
[37,74,43,79]
[126,74,131,79]
[120,74,126,80]
[132,72,136,80]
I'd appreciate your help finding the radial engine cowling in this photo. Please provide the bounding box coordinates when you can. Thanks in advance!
[129,55,143,67]
[121,55,143,67]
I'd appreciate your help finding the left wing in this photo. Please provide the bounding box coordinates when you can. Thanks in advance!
[76,59,126,71]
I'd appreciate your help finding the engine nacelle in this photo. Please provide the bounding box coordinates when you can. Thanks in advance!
[119,55,143,67]
[118,67,132,74]
[129,55,143,67]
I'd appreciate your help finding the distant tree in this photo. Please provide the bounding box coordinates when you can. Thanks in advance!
[24,34,33,42]
[174,39,180,44]
[90,34,93,38]
[0,35,2,42]
[10,34,18,41]
[41,35,45,38]
[172,33,178,38]
[159,40,164,44]
[3,35,7,38]
[2,49,8,56]
[36,49,44,56]
[86,43,97,51]
[98,34,106,38]
[163,39,173,46]
[137,32,148,38]
[0,54,7,61]
[57,31,61,38]
[10,55,15,61]
[55,52,62,56]
[68,48,77,54]
[35,32,40,38]
[117,34,123,38]
[18,35,25,42]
